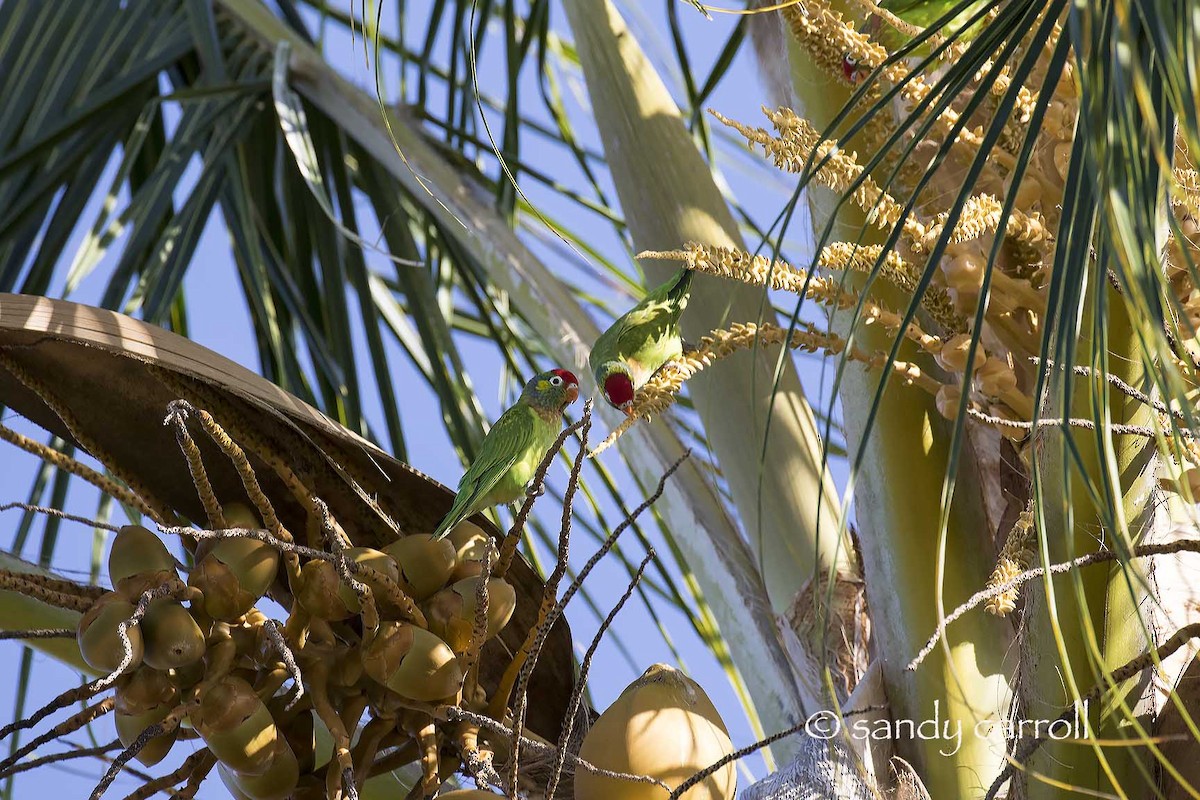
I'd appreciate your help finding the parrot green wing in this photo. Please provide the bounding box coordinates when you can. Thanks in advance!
[431,403,539,541]
[589,268,693,378]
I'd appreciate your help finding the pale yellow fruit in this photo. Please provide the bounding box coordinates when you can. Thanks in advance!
[189,537,279,621]
[114,666,179,766]
[424,577,516,652]
[345,546,401,603]
[935,384,962,421]
[294,548,395,620]
[976,357,1018,397]
[446,522,499,581]
[576,664,735,800]
[292,560,350,620]
[77,592,143,675]
[114,706,179,767]
[383,534,457,599]
[361,621,463,701]
[217,736,299,800]
[193,676,279,776]
[108,525,177,600]
[140,599,206,670]
[222,502,263,528]
[934,333,986,374]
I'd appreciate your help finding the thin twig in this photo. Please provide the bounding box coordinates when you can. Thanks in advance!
[545,550,654,799]
[162,405,225,530]
[0,569,105,610]
[908,538,1200,670]
[487,447,687,726]
[509,408,593,792]
[0,628,75,640]
[441,707,670,793]
[0,739,122,781]
[166,522,423,626]
[496,403,592,578]
[342,766,360,800]
[0,696,115,776]
[0,679,106,745]
[88,709,189,800]
[543,450,691,638]
[261,620,304,710]
[1032,358,1184,420]
[966,407,1175,438]
[164,400,292,544]
[313,498,379,632]
[459,548,492,694]
[175,746,214,800]
[160,525,329,561]
[457,725,502,790]
[0,503,121,532]
[119,750,215,800]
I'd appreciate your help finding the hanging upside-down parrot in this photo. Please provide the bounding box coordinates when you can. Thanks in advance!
[431,368,580,541]
[590,266,693,416]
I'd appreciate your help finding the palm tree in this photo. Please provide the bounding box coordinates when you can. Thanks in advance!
[0,0,1197,798]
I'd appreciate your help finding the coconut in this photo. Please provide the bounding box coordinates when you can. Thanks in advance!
[934,333,986,374]
[189,536,280,621]
[140,599,206,670]
[424,577,516,652]
[108,525,177,600]
[345,546,401,603]
[193,675,279,776]
[575,664,735,800]
[216,736,299,800]
[976,357,1018,397]
[446,522,499,581]
[77,592,144,675]
[292,560,350,620]
[383,534,457,599]
[935,384,962,421]
[294,547,396,620]
[361,621,463,701]
[114,666,179,766]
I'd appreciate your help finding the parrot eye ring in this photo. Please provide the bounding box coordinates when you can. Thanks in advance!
[549,375,563,386]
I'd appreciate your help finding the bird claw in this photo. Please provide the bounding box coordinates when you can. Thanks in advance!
[525,482,546,498]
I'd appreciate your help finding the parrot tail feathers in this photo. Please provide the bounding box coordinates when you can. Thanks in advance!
[431,512,460,542]
[668,266,694,303]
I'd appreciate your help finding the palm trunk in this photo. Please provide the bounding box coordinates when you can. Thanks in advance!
[772,2,1015,793]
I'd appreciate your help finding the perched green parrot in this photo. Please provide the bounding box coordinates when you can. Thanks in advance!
[431,368,580,541]
[590,267,693,416]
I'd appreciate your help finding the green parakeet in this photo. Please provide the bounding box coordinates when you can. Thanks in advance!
[431,368,580,541]
[590,267,693,416]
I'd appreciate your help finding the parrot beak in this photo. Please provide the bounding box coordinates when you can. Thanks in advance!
[621,402,636,418]
[565,385,580,405]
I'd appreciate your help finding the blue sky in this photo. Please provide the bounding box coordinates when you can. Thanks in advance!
[0,1,848,796]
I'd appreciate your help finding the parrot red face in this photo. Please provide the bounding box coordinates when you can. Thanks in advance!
[550,368,580,405]
[602,372,636,417]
